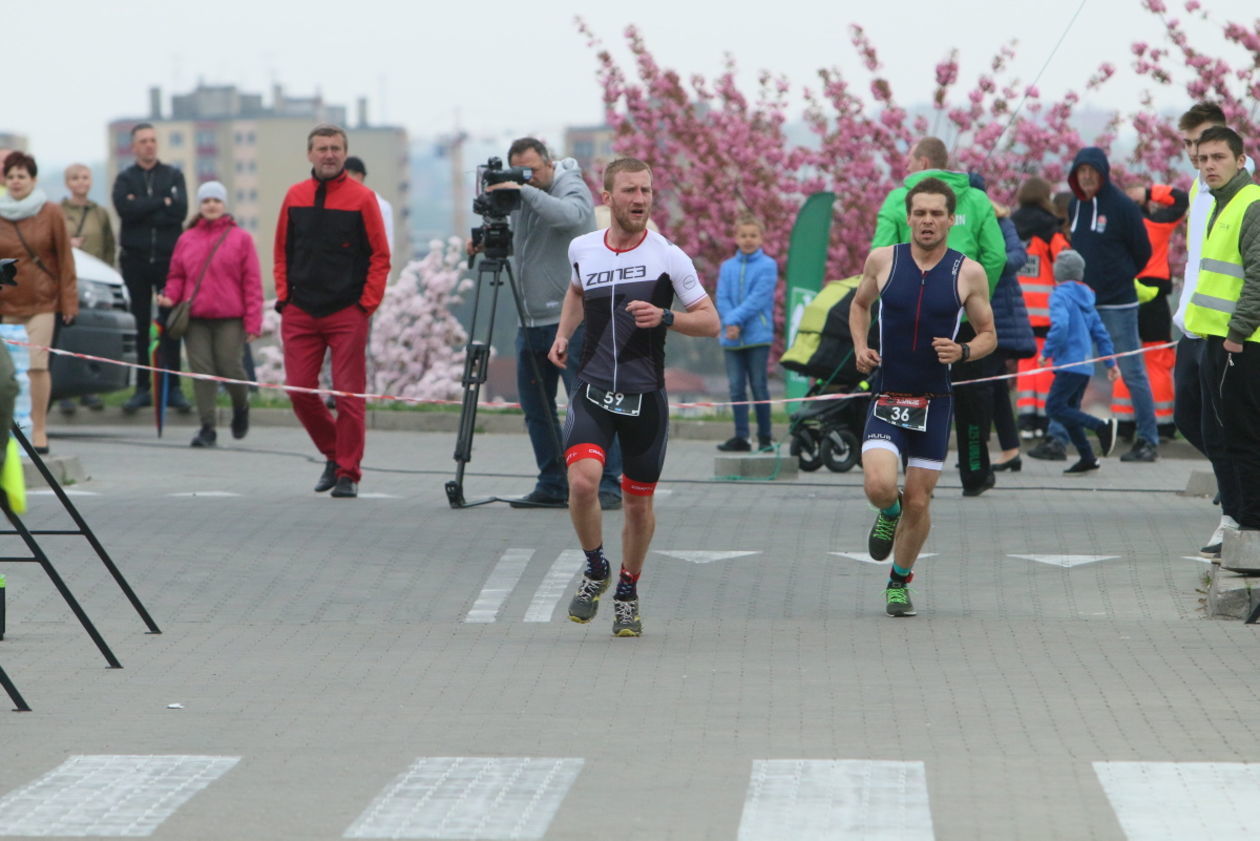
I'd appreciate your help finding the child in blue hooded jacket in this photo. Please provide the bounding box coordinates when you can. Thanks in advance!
[716,215,778,452]
[1039,250,1121,474]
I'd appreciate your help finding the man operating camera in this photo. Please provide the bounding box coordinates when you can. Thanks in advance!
[478,138,622,509]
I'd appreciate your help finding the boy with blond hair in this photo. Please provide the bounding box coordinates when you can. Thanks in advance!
[716,214,778,451]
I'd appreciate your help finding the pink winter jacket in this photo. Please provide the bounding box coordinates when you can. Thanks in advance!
[164,216,264,335]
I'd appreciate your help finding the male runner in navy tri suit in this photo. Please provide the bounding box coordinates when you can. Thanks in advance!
[849,177,996,616]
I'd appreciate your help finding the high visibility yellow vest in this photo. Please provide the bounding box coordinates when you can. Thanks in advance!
[1184,182,1260,342]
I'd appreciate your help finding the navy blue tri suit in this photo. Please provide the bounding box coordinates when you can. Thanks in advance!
[863,243,966,470]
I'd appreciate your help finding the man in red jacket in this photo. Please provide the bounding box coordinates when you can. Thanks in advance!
[274,124,390,498]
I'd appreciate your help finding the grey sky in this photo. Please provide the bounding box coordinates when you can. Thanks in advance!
[8,0,1257,165]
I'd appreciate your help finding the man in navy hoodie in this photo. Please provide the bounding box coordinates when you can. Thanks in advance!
[1066,147,1157,462]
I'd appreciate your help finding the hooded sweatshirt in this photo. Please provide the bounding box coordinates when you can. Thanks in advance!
[510,157,595,327]
[871,168,1006,291]
[1066,148,1152,307]
[1043,277,1117,377]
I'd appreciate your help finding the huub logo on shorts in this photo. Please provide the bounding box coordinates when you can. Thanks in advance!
[585,265,647,287]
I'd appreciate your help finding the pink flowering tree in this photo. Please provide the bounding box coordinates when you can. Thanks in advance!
[253,237,474,405]
[580,5,1259,298]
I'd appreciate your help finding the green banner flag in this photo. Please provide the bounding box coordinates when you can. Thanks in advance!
[783,192,835,410]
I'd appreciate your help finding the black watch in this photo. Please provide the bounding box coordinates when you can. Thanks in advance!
[660,309,675,327]
[959,343,971,362]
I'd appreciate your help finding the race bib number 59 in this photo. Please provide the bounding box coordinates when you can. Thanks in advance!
[874,395,930,432]
[586,384,642,417]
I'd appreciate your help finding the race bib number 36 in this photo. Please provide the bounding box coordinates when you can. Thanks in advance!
[586,384,642,417]
[874,395,930,432]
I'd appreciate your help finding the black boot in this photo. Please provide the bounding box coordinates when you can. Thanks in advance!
[231,406,250,439]
[190,425,217,448]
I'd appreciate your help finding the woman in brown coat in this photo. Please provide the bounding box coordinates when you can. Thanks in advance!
[0,152,77,453]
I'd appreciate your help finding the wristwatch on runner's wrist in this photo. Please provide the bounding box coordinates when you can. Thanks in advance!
[660,309,675,327]
[959,343,971,362]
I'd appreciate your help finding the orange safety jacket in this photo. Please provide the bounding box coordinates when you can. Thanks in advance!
[1137,184,1188,281]
[1015,231,1069,328]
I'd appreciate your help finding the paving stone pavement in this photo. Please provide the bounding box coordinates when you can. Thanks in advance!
[0,425,1256,841]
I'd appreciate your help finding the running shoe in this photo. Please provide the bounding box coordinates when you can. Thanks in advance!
[612,598,642,636]
[1097,417,1119,457]
[568,574,610,623]
[885,582,916,617]
[867,493,902,561]
[1064,458,1101,475]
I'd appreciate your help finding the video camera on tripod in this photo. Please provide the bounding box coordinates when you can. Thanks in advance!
[468,157,533,263]
[446,157,556,509]
[0,258,19,287]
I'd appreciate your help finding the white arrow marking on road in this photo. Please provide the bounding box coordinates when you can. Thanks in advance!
[464,548,533,623]
[167,491,241,497]
[738,759,934,841]
[1009,554,1118,568]
[1094,761,1260,841]
[525,550,584,623]
[345,757,584,840]
[830,552,937,565]
[655,550,761,564]
[0,755,239,837]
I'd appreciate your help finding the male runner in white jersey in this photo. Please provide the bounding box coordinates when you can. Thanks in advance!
[548,157,719,636]
[851,178,995,616]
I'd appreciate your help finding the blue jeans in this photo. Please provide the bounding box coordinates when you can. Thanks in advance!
[724,345,772,440]
[1046,372,1103,460]
[517,324,622,499]
[1098,306,1158,445]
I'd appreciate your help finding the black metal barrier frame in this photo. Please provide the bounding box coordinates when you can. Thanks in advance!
[0,424,161,710]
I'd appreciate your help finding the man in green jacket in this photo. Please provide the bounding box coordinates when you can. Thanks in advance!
[870,137,1006,495]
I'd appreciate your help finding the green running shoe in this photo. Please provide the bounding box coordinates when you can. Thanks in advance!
[612,598,642,637]
[868,494,902,561]
[568,574,610,623]
[885,582,916,617]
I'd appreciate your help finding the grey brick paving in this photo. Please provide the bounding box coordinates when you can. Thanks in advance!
[0,425,1256,840]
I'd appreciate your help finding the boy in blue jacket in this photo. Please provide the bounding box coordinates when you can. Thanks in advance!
[1039,250,1120,474]
[716,215,778,452]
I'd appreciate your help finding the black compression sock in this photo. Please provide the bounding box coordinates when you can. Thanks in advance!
[584,546,609,580]
[615,566,640,601]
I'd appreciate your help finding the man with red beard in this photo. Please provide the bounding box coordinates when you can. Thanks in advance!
[549,157,719,637]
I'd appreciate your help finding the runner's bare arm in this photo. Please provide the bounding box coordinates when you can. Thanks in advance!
[626,295,719,337]
[548,284,585,369]
[932,258,996,364]
[851,248,891,373]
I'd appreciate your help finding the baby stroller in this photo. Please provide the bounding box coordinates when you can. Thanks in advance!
[779,277,873,472]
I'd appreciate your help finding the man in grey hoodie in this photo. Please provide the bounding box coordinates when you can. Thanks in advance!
[487,138,622,509]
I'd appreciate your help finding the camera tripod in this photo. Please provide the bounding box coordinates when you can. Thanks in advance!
[445,254,566,509]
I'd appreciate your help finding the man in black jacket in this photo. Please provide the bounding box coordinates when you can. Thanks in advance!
[112,123,191,414]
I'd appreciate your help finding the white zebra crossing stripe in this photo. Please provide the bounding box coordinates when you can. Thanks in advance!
[738,759,934,841]
[524,550,583,623]
[464,548,534,623]
[0,754,239,837]
[344,757,583,840]
[1093,761,1260,840]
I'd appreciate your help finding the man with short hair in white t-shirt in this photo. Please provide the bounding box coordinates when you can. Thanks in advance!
[548,157,719,636]
[1170,102,1254,558]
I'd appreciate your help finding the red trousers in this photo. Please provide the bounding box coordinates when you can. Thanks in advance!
[282,304,369,482]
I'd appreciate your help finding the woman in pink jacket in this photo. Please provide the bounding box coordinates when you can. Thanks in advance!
[158,182,262,447]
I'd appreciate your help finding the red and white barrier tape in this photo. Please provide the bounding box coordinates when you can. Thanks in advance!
[2,337,1176,412]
